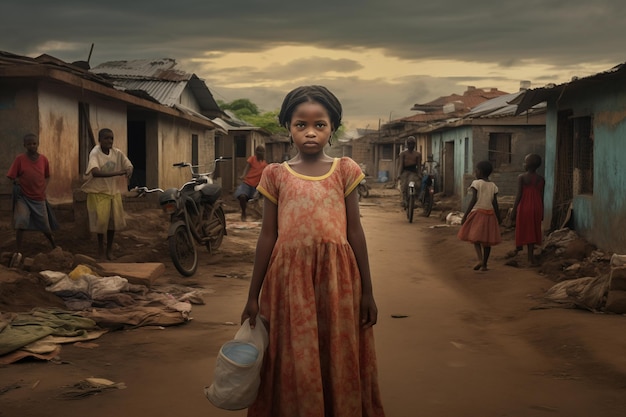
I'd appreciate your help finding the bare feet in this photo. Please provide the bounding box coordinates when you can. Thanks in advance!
[473,263,482,271]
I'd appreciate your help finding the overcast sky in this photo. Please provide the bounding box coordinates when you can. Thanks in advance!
[2,1,625,128]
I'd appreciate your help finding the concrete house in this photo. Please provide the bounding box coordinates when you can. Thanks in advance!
[373,87,509,182]
[425,89,546,208]
[328,128,379,176]
[514,63,626,252]
[0,52,224,217]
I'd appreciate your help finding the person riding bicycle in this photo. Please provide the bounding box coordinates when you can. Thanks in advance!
[396,136,422,208]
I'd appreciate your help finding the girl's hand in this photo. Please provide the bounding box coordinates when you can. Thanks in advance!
[241,299,260,328]
[360,293,378,328]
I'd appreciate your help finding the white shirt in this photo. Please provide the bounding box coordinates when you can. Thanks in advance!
[81,146,133,195]
[469,179,498,211]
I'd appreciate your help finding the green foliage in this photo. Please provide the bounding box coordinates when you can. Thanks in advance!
[243,111,286,134]
[218,99,285,134]
[218,98,259,116]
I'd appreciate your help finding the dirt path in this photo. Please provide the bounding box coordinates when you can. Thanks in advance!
[1,193,626,417]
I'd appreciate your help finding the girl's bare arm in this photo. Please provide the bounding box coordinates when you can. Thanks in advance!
[346,190,378,328]
[242,197,278,327]
[461,188,478,224]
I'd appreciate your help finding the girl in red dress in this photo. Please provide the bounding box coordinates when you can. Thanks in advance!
[510,154,545,265]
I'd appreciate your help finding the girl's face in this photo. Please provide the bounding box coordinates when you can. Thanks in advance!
[289,101,333,154]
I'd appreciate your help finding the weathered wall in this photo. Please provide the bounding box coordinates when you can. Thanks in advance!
[0,80,129,206]
[0,80,39,209]
[431,121,545,211]
[157,115,215,190]
[544,83,626,252]
[351,139,374,176]
[472,124,545,198]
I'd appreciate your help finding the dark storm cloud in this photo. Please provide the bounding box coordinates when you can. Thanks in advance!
[2,0,625,66]
[2,0,625,126]
[205,57,363,85]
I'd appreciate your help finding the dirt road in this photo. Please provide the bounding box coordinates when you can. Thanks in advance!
[1,192,626,417]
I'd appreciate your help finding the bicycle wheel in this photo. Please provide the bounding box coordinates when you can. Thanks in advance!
[169,224,198,277]
[407,192,415,223]
[209,206,226,251]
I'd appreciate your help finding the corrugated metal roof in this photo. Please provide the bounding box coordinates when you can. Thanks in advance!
[113,79,187,107]
[91,59,223,117]
[91,58,190,81]
[513,62,626,115]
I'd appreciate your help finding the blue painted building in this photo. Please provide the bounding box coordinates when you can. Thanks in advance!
[515,63,626,253]
[423,91,546,209]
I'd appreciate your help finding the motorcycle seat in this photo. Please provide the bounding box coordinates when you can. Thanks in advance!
[200,183,221,204]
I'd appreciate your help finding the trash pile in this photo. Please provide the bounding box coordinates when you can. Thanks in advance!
[0,261,207,365]
[540,253,626,313]
[534,227,626,314]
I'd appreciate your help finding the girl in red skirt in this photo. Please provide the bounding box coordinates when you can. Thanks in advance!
[458,161,502,271]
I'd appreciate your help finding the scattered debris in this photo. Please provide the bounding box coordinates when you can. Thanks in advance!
[445,211,463,226]
[0,382,21,396]
[58,378,126,400]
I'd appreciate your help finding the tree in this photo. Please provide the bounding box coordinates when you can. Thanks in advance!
[218,99,285,134]
[218,98,259,117]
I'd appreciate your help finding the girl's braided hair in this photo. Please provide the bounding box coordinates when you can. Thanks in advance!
[278,86,342,140]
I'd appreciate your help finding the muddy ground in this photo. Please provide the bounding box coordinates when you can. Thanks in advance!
[1,188,626,417]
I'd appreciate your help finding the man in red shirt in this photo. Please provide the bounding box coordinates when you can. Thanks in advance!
[6,134,58,263]
[234,145,268,221]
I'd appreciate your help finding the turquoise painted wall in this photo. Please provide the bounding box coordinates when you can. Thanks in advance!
[546,84,626,252]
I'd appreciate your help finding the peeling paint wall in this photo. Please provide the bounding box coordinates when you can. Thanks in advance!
[545,83,626,252]
[0,80,128,207]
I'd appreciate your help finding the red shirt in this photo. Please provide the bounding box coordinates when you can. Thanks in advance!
[6,153,50,201]
[244,155,268,188]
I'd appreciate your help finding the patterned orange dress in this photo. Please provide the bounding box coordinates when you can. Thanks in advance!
[252,157,386,417]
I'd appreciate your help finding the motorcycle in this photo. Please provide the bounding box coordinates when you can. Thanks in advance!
[357,177,371,200]
[132,157,229,276]
[406,173,435,223]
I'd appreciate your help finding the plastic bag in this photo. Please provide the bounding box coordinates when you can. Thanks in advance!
[205,316,268,410]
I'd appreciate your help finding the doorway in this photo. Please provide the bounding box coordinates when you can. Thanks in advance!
[443,141,455,195]
[127,121,146,190]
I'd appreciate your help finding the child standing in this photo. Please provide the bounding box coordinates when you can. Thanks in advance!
[234,145,268,221]
[510,154,545,265]
[6,133,58,260]
[240,86,385,417]
[458,161,502,271]
[81,128,133,260]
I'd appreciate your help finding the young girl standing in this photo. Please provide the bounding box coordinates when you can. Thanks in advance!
[458,161,502,271]
[510,153,545,265]
[241,86,385,417]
